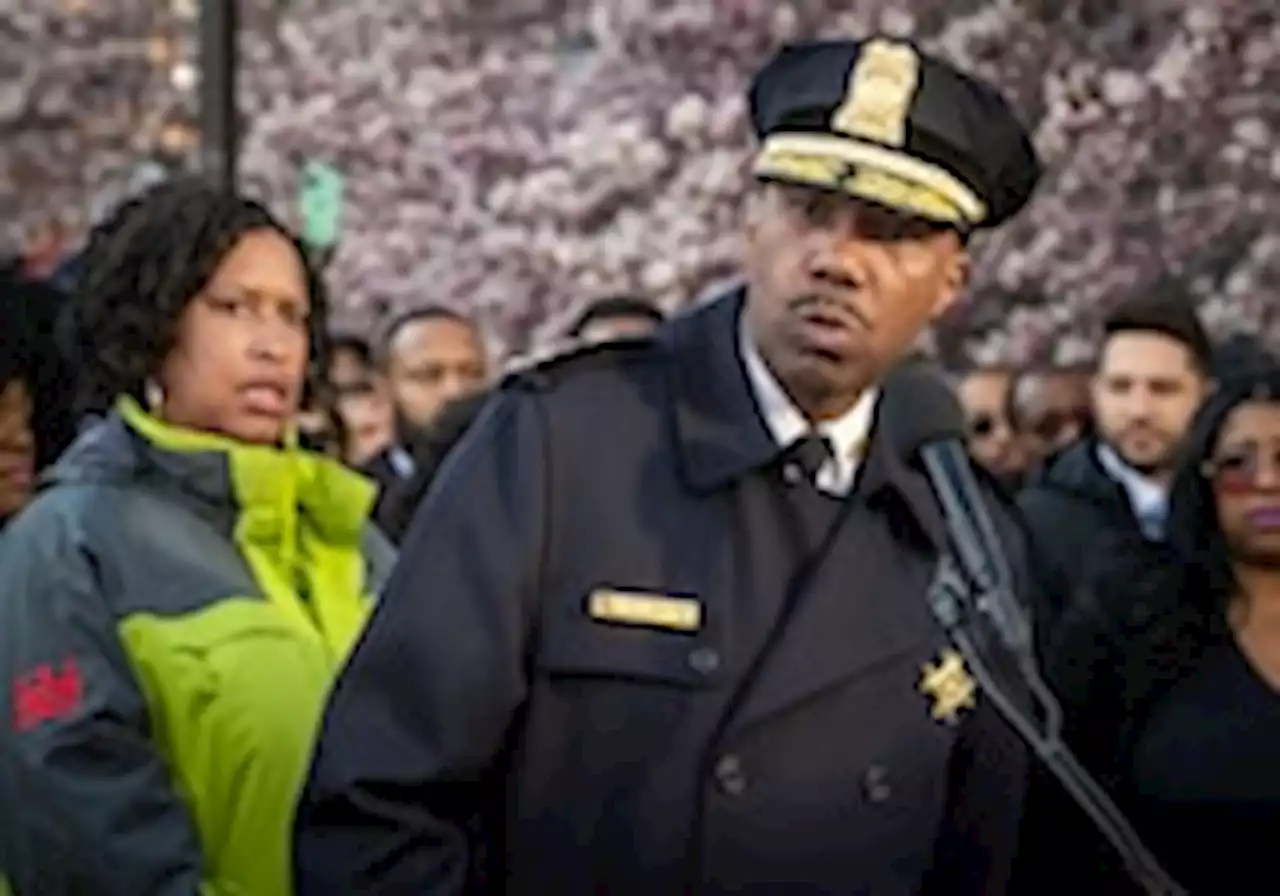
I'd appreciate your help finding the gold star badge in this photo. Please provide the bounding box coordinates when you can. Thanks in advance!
[918,648,977,725]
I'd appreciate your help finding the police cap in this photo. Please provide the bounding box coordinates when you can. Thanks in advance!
[749,37,1041,230]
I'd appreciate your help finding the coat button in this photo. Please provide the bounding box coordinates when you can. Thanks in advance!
[782,463,803,485]
[862,765,892,804]
[714,754,747,797]
[688,646,720,675]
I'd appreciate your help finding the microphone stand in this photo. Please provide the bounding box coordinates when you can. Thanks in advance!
[929,558,1187,896]
[913,443,1185,895]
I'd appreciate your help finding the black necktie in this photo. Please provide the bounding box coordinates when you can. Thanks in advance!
[786,433,834,486]
[781,433,841,553]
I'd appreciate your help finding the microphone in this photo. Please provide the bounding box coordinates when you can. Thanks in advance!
[880,365,1187,896]
[883,368,1033,662]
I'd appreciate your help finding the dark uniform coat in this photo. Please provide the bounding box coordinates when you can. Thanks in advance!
[295,290,1046,895]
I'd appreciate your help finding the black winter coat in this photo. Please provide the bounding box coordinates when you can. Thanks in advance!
[296,290,1055,895]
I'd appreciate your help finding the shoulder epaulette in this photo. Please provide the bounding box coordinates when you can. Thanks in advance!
[500,337,658,392]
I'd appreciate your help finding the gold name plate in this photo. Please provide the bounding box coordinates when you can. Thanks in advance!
[588,589,702,632]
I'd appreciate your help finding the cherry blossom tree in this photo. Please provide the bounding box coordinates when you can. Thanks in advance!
[6,0,1277,362]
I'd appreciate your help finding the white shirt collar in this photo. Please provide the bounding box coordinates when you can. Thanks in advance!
[387,444,417,479]
[739,320,877,495]
[1096,443,1167,539]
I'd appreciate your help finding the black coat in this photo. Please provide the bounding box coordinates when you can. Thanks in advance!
[360,446,410,497]
[295,291,1050,895]
[1017,441,1151,627]
[1012,535,1203,896]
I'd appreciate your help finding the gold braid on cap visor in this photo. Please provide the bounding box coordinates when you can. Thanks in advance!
[752,132,988,227]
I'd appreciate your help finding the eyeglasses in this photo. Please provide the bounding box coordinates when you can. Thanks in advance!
[1203,445,1280,493]
[967,414,996,438]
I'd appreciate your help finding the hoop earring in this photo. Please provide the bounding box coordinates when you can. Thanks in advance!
[144,378,165,415]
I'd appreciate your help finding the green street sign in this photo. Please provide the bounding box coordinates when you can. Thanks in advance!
[298,160,345,249]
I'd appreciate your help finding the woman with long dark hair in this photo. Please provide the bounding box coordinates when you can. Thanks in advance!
[0,179,394,894]
[1043,366,1280,893]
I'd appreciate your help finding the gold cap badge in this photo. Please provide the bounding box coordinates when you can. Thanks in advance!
[830,38,921,148]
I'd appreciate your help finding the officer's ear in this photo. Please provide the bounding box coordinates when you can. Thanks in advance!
[931,240,970,321]
[743,183,769,244]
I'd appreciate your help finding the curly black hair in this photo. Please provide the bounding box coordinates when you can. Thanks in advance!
[60,176,330,417]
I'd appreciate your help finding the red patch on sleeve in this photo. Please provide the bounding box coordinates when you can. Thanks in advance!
[12,659,85,732]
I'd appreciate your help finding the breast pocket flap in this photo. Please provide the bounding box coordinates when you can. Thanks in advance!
[536,618,720,689]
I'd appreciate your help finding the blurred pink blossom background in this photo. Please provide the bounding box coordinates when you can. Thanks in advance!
[4,0,1278,364]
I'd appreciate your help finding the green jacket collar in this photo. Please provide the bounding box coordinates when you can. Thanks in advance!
[117,396,374,546]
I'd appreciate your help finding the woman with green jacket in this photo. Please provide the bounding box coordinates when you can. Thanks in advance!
[0,179,394,895]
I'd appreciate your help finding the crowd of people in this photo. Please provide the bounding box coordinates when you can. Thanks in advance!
[4,169,1278,890]
[5,1,1280,360]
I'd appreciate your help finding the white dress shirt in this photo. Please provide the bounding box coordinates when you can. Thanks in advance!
[1096,443,1168,540]
[740,322,878,496]
[387,444,417,480]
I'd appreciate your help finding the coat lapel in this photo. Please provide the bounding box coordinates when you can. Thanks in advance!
[729,399,950,732]
[663,289,782,492]
[661,299,1021,732]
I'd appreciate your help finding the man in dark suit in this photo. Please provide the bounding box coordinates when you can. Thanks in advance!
[361,306,490,493]
[295,36,1045,895]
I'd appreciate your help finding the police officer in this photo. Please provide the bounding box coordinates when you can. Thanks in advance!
[295,36,1044,895]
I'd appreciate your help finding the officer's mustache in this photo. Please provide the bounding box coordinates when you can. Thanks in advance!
[789,293,870,330]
